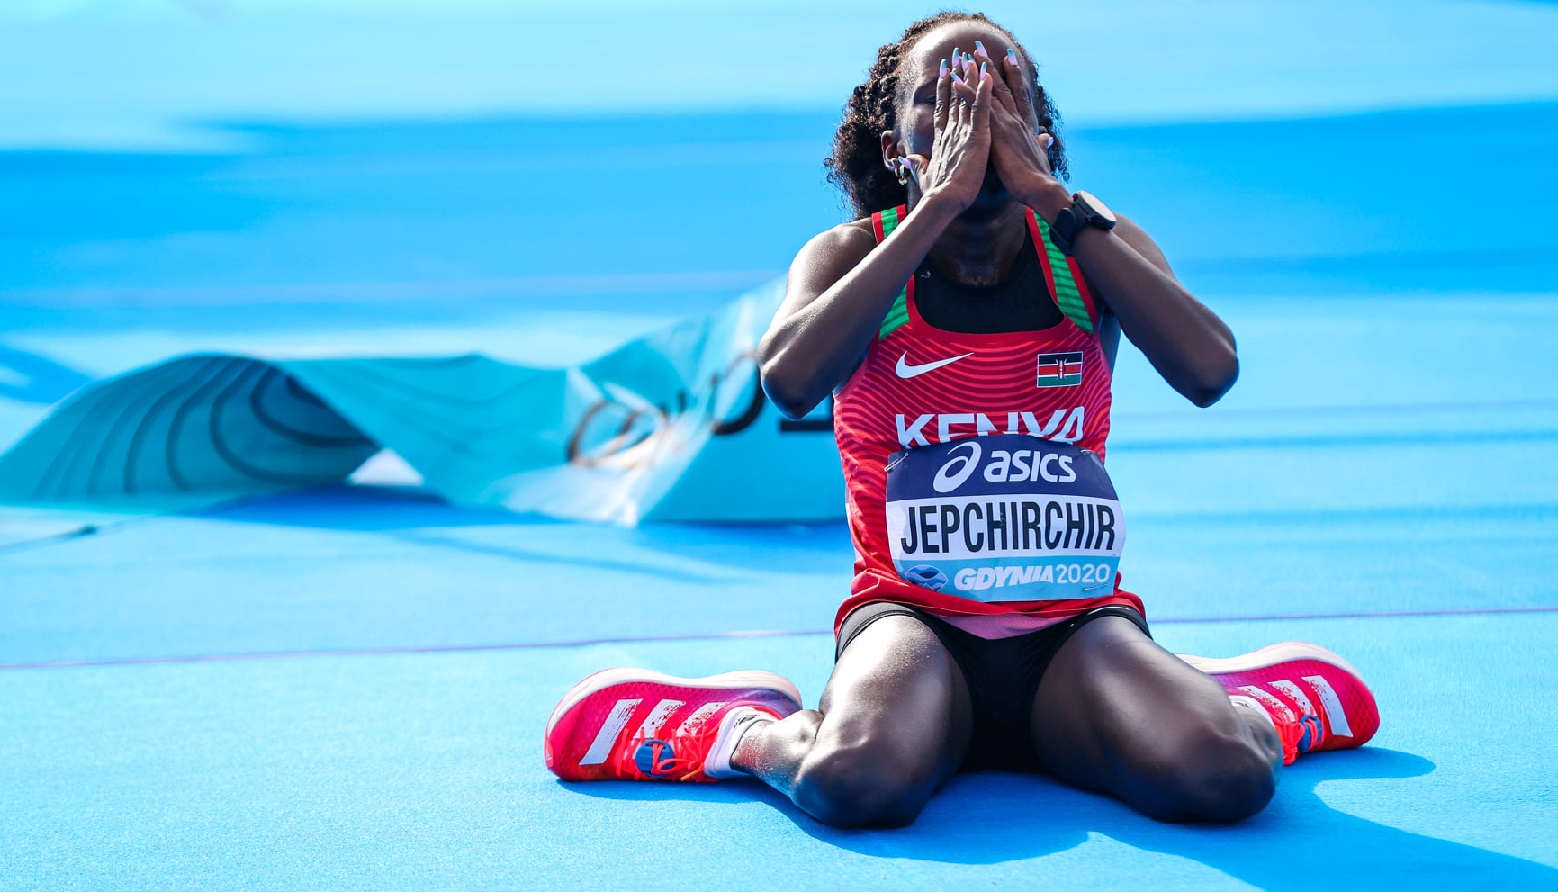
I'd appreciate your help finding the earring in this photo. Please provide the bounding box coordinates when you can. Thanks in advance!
[892,158,909,186]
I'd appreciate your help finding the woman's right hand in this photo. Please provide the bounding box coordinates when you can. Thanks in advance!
[904,55,993,214]
[760,58,994,418]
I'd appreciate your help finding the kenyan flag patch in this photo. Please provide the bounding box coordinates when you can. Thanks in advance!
[1037,352,1084,388]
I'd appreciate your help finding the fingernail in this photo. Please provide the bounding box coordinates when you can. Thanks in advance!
[951,70,964,85]
[953,47,961,62]
[939,58,948,78]
[980,61,988,77]
[1006,48,1018,64]
[974,40,988,58]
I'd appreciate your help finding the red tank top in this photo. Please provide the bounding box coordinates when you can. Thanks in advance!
[832,204,1143,634]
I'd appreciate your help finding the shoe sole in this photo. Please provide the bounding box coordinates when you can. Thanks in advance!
[545,668,803,741]
[1177,641,1364,680]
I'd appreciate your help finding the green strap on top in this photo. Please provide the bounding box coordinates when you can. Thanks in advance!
[1029,212,1094,334]
[876,206,911,340]
[872,204,1093,339]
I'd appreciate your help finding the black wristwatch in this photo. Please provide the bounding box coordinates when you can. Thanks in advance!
[1049,191,1117,257]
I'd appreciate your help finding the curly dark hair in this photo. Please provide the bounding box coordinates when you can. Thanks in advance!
[825,12,1069,219]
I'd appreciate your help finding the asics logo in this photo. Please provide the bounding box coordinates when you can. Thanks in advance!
[931,441,981,493]
[896,352,972,379]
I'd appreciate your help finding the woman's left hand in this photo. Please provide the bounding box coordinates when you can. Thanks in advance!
[968,43,1058,207]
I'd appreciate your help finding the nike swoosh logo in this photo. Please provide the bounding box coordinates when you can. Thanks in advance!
[896,352,973,379]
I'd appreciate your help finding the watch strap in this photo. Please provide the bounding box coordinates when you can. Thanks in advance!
[1048,193,1112,257]
[1050,204,1082,256]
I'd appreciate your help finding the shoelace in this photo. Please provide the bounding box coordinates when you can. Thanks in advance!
[609,728,718,782]
[1259,686,1328,764]
[1274,689,1328,748]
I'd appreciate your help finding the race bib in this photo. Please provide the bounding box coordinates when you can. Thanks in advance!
[885,434,1125,602]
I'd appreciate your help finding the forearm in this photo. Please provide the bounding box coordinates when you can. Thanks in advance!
[760,195,961,417]
[1025,183,1238,407]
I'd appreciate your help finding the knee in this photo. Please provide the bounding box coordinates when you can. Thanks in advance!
[792,742,936,829]
[1155,729,1277,823]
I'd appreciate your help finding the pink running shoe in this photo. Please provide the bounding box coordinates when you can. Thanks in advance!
[545,668,802,782]
[1179,642,1380,766]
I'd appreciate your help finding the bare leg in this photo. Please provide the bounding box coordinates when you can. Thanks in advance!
[730,615,974,828]
[1031,616,1283,823]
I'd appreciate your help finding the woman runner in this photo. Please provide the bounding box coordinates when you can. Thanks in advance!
[544,13,1380,826]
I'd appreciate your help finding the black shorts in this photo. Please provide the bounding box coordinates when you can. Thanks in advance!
[835,601,1151,772]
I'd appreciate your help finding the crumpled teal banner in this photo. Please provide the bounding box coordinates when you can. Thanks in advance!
[0,281,842,529]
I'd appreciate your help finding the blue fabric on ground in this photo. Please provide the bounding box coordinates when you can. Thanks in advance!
[0,283,842,533]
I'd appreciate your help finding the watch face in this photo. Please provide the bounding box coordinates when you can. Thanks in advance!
[1074,191,1117,225]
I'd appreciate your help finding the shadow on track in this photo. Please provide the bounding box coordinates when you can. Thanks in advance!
[568,748,1558,889]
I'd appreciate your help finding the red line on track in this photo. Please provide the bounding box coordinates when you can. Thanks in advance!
[2,605,1554,672]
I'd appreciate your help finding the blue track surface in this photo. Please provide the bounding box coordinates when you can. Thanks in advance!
[4,2,1558,889]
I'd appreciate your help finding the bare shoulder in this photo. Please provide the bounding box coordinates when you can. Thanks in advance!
[1113,213,1176,278]
[786,217,878,299]
[792,218,876,273]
